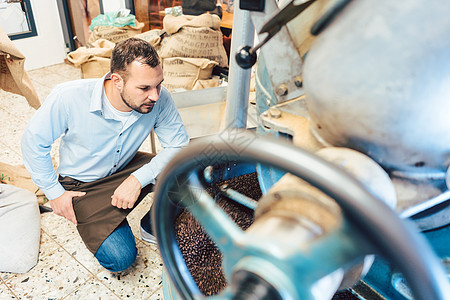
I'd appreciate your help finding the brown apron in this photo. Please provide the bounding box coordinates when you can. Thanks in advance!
[59,152,154,254]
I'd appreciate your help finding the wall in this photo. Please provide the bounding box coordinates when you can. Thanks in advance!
[12,0,67,71]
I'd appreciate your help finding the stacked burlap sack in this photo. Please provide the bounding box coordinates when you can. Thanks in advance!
[67,39,115,79]
[67,12,228,91]
[158,13,228,91]
[67,11,145,79]
[88,10,145,44]
[88,21,144,44]
[66,31,163,79]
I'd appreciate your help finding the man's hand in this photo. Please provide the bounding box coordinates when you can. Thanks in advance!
[111,175,141,209]
[49,191,86,225]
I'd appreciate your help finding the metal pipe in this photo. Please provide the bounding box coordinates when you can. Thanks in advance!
[400,190,450,219]
[224,1,255,129]
[220,184,258,210]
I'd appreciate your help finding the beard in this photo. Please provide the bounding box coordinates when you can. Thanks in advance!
[120,91,155,114]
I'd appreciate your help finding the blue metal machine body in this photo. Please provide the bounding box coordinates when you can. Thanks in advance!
[361,224,450,300]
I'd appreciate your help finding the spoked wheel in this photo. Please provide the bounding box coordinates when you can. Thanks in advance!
[152,132,450,300]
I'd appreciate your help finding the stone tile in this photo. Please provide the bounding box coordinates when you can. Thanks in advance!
[0,92,36,122]
[28,67,67,89]
[4,247,91,299]
[28,79,52,103]
[0,271,15,285]
[0,107,59,166]
[62,276,120,300]
[49,137,61,169]
[45,63,82,82]
[0,141,22,165]
[139,133,163,155]
[0,231,61,282]
[139,135,152,153]
[38,230,62,260]
[147,286,164,300]
[0,89,10,98]
[0,272,13,283]
[40,210,79,247]
[27,67,52,81]
[0,281,18,299]
[127,193,154,240]
[27,63,81,103]
[0,110,27,156]
[95,241,163,299]
[38,72,78,89]
[61,234,104,276]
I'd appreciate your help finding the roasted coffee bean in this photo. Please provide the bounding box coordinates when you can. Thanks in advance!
[173,172,358,299]
[174,172,261,296]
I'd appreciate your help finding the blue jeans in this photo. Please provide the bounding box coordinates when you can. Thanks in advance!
[94,219,138,272]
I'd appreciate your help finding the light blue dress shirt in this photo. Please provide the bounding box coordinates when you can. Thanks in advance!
[21,74,189,200]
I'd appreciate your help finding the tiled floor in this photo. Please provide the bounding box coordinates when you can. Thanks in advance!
[0,63,165,299]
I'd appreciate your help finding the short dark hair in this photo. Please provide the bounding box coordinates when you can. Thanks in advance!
[110,38,160,81]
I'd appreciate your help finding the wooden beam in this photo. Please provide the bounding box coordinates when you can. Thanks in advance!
[67,0,101,47]
[134,0,150,32]
[87,0,101,22]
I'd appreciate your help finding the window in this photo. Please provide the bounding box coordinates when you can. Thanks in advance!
[0,0,37,40]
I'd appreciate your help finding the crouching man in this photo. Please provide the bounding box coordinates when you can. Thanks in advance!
[21,38,189,272]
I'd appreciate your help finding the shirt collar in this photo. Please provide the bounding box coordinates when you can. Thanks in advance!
[89,72,111,113]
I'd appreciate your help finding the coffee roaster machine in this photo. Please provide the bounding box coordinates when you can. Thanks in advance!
[151,0,450,299]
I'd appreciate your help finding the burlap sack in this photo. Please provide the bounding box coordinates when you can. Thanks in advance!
[163,13,221,34]
[192,77,220,90]
[67,39,114,67]
[88,21,145,44]
[162,57,218,91]
[0,27,40,109]
[80,56,111,79]
[67,39,114,78]
[0,163,46,204]
[134,29,166,52]
[160,14,228,67]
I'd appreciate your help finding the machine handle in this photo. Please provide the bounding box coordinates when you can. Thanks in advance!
[236,0,316,69]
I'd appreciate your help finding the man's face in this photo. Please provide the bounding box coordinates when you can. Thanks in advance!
[120,61,164,114]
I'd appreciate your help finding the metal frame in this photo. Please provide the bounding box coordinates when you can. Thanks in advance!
[224,2,255,129]
[56,0,76,52]
[153,133,450,300]
[7,0,37,40]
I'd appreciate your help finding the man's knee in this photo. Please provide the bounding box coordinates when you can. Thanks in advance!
[92,219,137,272]
[95,245,137,272]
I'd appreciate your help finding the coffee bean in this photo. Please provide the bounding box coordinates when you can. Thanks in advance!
[174,172,261,295]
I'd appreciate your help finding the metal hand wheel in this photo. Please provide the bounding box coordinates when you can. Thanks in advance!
[152,132,449,300]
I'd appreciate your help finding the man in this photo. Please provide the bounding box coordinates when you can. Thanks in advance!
[21,38,189,272]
